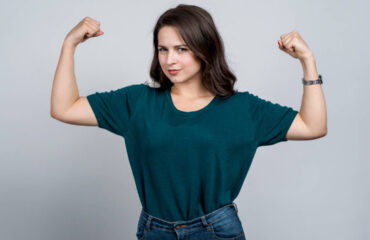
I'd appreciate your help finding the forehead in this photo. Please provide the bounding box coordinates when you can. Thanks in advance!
[158,26,186,47]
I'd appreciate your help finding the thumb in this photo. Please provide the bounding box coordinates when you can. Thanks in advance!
[277,40,284,50]
[94,30,104,37]
[278,40,289,53]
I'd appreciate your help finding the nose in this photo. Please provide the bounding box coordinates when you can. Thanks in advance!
[166,50,177,65]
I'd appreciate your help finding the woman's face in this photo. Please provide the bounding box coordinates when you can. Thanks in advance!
[157,26,202,85]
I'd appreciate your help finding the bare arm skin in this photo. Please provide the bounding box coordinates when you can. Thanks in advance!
[50,17,103,126]
[277,30,327,140]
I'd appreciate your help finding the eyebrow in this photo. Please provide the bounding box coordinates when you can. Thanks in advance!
[158,44,188,48]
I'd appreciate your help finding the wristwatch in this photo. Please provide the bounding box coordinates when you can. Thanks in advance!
[302,74,322,85]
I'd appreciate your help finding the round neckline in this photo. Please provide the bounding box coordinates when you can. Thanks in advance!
[165,87,218,116]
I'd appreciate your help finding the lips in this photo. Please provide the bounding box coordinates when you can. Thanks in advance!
[168,69,180,75]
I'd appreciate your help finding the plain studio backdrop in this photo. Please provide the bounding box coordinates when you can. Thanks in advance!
[1,0,368,239]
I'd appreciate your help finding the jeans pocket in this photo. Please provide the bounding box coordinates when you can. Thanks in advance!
[136,221,146,240]
[210,211,245,240]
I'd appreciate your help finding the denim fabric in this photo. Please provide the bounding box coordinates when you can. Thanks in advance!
[136,202,246,240]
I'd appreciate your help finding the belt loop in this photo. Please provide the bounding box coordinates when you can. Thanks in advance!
[145,215,152,231]
[200,215,208,227]
[233,202,238,213]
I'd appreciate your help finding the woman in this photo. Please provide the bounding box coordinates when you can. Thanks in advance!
[51,4,327,240]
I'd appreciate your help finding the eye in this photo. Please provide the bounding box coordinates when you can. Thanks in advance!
[157,48,188,52]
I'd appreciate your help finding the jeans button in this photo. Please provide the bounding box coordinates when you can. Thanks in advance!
[175,224,187,229]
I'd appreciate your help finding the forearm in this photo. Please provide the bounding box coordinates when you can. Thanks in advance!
[299,55,327,135]
[50,41,80,117]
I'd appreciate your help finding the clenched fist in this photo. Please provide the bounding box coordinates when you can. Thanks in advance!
[277,30,313,61]
[65,17,104,47]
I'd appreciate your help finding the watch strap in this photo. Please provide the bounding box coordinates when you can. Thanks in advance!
[302,74,323,85]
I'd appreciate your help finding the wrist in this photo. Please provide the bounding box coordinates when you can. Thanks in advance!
[300,56,319,81]
[302,74,322,85]
[63,38,77,49]
[299,53,315,64]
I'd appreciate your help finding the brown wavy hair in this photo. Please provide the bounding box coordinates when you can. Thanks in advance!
[148,4,238,99]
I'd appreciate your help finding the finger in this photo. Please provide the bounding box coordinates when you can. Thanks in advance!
[280,33,290,42]
[87,19,100,29]
[281,35,292,45]
[85,22,101,37]
[90,29,104,37]
[85,21,99,32]
[283,37,293,48]
[279,43,289,53]
[278,40,285,49]
[287,37,298,52]
[278,41,292,54]
[84,24,96,37]
[282,42,294,52]
[280,37,287,49]
[282,38,296,52]
[280,32,288,38]
[278,40,288,52]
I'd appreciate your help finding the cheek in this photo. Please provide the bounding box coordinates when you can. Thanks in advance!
[158,55,164,66]
[183,56,199,68]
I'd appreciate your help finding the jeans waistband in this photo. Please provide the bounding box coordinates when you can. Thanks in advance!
[139,202,239,231]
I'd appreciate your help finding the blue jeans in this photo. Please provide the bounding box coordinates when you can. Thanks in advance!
[136,202,246,240]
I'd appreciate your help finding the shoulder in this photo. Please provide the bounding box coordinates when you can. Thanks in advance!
[222,90,258,105]
[221,90,268,115]
[114,82,154,98]
[121,82,147,92]
[236,90,259,101]
[235,90,274,107]
[122,81,164,102]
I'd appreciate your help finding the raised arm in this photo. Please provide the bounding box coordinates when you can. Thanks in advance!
[277,30,327,140]
[50,17,103,126]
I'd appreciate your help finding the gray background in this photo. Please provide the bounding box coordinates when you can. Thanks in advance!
[1,0,369,239]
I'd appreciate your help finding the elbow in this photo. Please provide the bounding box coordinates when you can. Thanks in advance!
[50,109,56,119]
[318,126,328,138]
[50,101,58,119]
[323,124,328,136]
[50,108,62,120]
[323,126,328,136]
[50,112,58,120]
[309,126,327,139]
[50,108,58,119]
[323,129,328,137]
[50,105,65,120]
[319,131,327,138]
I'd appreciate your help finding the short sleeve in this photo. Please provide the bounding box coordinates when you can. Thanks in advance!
[86,83,145,137]
[247,92,299,146]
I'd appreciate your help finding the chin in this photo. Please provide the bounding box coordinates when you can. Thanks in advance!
[168,76,184,83]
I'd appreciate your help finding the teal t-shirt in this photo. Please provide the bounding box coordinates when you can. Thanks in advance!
[86,83,298,222]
